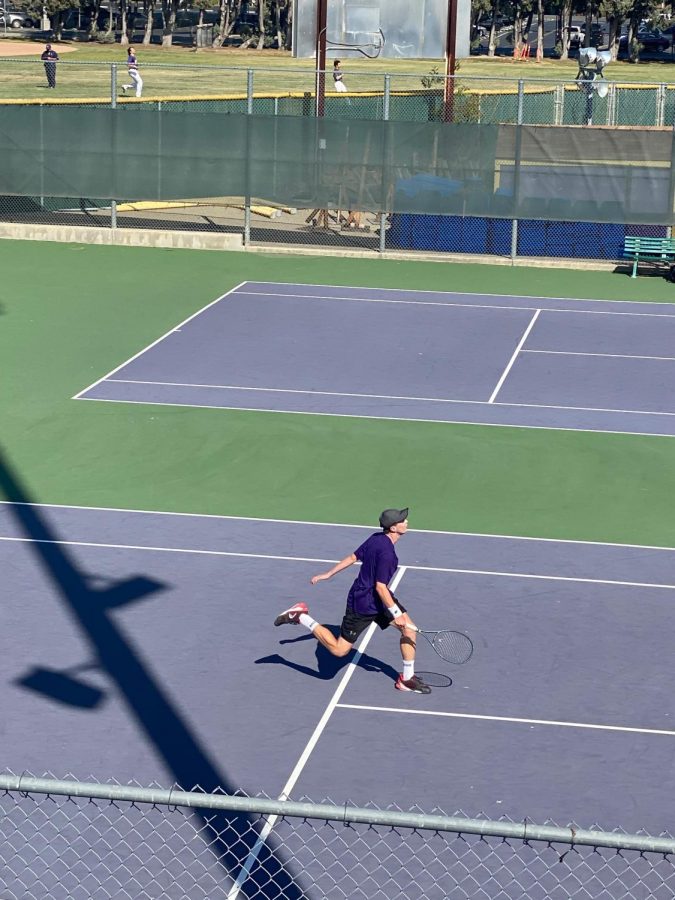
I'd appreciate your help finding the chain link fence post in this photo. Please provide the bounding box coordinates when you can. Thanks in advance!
[379,73,390,254]
[110,62,117,231]
[244,68,253,246]
[510,79,524,262]
[111,62,117,109]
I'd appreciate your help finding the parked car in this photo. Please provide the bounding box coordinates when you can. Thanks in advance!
[557,25,584,46]
[0,7,35,28]
[619,28,670,53]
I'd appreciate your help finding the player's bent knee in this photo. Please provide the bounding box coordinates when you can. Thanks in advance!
[400,634,416,650]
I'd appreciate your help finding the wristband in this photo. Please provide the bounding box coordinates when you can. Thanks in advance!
[388,604,403,619]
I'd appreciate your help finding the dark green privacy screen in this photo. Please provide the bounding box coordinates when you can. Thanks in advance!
[0,107,673,224]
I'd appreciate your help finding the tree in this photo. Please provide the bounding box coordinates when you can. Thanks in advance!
[160,0,180,47]
[212,0,243,48]
[256,0,265,49]
[43,0,78,40]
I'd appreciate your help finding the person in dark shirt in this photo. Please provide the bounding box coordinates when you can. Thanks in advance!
[274,507,431,694]
[41,44,59,89]
[332,59,347,93]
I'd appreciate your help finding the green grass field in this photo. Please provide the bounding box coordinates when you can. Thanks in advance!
[2,238,674,547]
[2,41,675,100]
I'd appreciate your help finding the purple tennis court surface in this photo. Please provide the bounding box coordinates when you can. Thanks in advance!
[75,282,675,437]
[4,500,675,839]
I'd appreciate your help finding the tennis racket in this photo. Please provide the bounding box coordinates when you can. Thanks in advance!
[409,626,473,665]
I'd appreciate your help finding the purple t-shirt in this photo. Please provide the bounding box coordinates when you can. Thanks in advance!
[347,532,398,616]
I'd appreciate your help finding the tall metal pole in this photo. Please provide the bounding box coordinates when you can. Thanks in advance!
[315,0,327,117]
[443,0,458,122]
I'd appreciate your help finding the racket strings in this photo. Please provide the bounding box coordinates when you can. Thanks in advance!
[432,630,473,665]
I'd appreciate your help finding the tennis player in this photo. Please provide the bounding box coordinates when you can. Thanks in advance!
[274,508,431,694]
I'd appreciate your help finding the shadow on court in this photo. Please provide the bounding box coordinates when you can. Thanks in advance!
[256,627,400,683]
[0,447,304,899]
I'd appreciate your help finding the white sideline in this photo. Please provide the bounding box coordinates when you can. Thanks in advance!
[225,566,408,899]
[337,703,675,738]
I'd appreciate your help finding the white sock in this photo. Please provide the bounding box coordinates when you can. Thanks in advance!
[402,659,415,681]
[299,613,318,631]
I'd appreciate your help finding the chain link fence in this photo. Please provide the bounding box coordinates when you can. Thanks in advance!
[1,774,674,899]
[0,60,673,263]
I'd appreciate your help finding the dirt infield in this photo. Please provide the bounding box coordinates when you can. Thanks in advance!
[0,40,76,57]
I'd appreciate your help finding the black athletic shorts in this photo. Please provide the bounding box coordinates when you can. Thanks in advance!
[340,599,407,644]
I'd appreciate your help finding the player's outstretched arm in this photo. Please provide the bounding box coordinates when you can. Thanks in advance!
[311,553,357,584]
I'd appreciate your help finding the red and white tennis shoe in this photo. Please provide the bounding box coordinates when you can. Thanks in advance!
[274,602,309,626]
[395,674,431,694]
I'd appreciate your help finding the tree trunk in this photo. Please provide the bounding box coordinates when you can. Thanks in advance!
[86,0,101,40]
[487,0,500,58]
[52,10,63,40]
[536,0,544,60]
[256,0,265,49]
[285,0,292,50]
[161,0,178,47]
[120,0,129,46]
[274,0,282,49]
[558,0,573,60]
[213,0,241,47]
[142,0,155,45]
[607,15,620,60]
[584,0,592,47]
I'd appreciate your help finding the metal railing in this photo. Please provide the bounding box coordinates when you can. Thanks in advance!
[0,61,673,264]
[2,60,675,128]
[1,774,674,898]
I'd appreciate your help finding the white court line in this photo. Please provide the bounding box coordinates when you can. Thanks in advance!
[239,280,675,312]
[2,535,674,589]
[236,287,675,318]
[337,703,675,738]
[225,566,408,900]
[73,395,675,439]
[489,310,540,403]
[2,500,674,552]
[82,382,675,419]
[523,349,675,362]
[72,282,246,400]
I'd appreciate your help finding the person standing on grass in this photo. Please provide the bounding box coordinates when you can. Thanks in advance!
[121,47,143,97]
[41,44,59,89]
[333,59,347,93]
[273,508,431,694]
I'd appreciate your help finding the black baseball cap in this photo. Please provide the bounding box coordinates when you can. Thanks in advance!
[379,508,409,529]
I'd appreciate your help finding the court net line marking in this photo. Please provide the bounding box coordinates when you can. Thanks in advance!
[489,310,540,403]
[225,566,407,900]
[71,282,247,401]
[236,288,675,318]
[1,535,674,590]
[3,500,674,552]
[102,378,675,419]
[336,703,675,738]
[243,280,675,313]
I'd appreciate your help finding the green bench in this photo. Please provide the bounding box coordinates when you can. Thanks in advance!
[623,235,675,278]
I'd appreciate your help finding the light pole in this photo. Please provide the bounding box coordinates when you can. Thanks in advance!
[576,46,611,126]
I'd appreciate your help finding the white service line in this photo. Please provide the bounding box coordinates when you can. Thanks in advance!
[336,703,675,738]
[103,378,675,418]
[225,566,408,900]
[74,395,675,439]
[1,536,674,590]
[237,280,675,313]
[72,282,246,400]
[2,500,674,551]
[235,287,675,318]
[523,349,675,362]
[489,310,541,403]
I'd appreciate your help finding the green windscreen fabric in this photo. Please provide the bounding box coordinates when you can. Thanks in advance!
[0,107,673,223]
